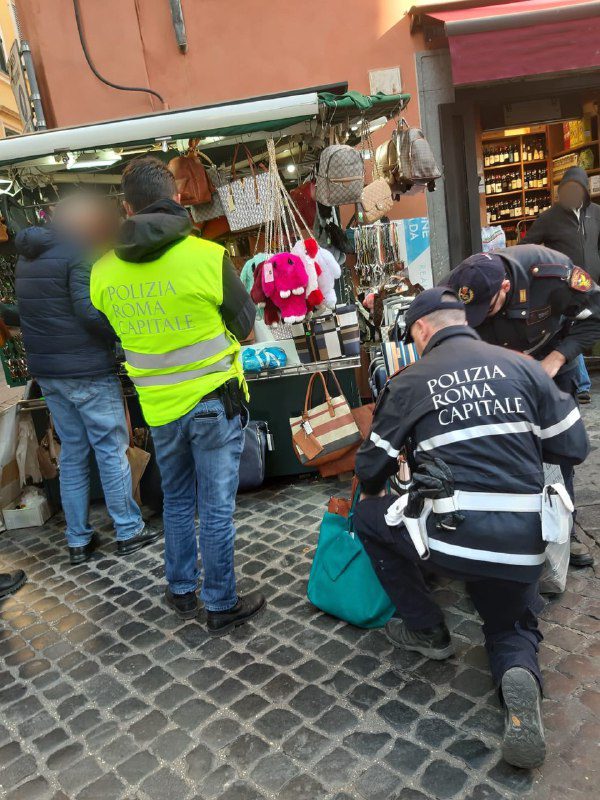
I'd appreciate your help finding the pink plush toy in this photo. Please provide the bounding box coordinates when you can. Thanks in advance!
[250,261,281,326]
[291,238,324,311]
[262,253,309,324]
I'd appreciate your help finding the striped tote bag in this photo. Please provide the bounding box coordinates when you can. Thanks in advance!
[290,371,362,467]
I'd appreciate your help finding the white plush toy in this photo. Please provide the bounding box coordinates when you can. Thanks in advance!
[291,238,324,311]
[315,246,342,310]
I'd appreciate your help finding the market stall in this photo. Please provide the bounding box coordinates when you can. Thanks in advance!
[0,83,439,517]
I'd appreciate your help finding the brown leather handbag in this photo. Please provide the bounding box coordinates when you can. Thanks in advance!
[168,139,215,206]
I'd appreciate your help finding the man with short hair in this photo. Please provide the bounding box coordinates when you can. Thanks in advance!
[355,287,589,768]
[444,244,600,566]
[15,194,160,565]
[91,156,264,635]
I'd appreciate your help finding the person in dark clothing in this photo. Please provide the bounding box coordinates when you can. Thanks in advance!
[355,288,589,769]
[14,194,161,565]
[444,244,600,567]
[521,165,599,404]
[91,157,264,635]
[522,166,600,281]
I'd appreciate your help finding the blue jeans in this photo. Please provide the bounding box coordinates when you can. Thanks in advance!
[574,354,592,393]
[150,397,244,611]
[38,375,144,548]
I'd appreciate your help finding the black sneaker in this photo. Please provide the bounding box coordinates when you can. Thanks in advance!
[206,592,266,636]
[0,570,27,599]
[69,533,98,565]
[501,667,546,769]
[164,588,199,620]
[385,619,454,660]
[576,390,591,405]
[117,523,162,556]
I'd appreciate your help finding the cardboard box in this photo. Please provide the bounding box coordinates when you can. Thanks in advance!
[589,174,600,197]
[3,495,51,530]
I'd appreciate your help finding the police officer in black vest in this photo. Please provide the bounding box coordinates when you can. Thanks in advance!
[355,287,589,769]
[444,244,600,567]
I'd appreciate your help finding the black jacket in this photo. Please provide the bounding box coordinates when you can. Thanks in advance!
[522,166,600,281]
[475,244,600,366]
[14,227,116,379]
[356,327,589,582]
[115,199,255,341]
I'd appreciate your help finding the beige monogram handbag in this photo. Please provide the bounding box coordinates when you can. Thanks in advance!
[360,124,394,224]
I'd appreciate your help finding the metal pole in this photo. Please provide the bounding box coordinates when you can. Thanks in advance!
[20,41,47,131]
[168,0,188,54]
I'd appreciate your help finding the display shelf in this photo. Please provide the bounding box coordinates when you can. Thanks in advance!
[484,161,522,171]
[554,139,599,157]
[245,356,360,382]
[524,186,550,192]
[484,190,522,198]
[522,159,549,166]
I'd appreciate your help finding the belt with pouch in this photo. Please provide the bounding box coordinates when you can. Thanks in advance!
[201,378,243,420]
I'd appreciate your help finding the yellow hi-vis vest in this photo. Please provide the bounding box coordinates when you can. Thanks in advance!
[90,236,245,427]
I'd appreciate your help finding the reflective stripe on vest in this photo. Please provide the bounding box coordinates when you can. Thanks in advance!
[124,332,231,370]
[130,355,234,387]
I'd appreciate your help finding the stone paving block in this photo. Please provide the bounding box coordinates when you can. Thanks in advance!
[420,760,468,799]
[140,766,191,800]
[251,751,300,792]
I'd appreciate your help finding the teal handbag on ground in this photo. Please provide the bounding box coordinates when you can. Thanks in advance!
[307,489,396,629]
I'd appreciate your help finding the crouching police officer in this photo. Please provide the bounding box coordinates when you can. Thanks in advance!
[355,287,589,769]
[444,244,600,567]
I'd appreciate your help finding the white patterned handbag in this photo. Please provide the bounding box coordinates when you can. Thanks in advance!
[217,144,274,232]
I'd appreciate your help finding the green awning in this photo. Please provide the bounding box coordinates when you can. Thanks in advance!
[318,90,410,123]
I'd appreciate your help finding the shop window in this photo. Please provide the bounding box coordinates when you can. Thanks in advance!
[0,31,7,74]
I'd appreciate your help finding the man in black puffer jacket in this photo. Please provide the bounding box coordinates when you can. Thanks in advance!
[15,195,161,564]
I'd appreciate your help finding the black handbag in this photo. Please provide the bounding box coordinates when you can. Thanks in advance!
[238,421,271,492]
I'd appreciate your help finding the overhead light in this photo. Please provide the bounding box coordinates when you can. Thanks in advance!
[201,135,225,144]
[66,150,122,170]
[286,164,296,174]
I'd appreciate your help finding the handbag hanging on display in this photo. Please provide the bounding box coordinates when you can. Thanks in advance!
[289,370,362,467]
[359,122,394,224]
[382,310,420,376]
[217,144,274,232]
[307,483,395,629]
[168,139,215,206]
[291,304,360,365]
[316,144,365,207]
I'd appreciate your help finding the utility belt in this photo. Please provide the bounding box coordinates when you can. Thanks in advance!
[385,485,573,561]
[202,378,244,420]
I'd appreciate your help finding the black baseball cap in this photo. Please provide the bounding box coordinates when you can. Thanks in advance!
[442,253,506,327]
[403,287,465,343]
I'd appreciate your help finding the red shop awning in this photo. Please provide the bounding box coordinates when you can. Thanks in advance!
[411,1,600,85]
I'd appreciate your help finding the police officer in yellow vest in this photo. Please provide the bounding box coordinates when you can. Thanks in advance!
[91,157,265,635]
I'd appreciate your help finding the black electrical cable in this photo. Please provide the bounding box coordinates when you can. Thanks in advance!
[72,0,166,107]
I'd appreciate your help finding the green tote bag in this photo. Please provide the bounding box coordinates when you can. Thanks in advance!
[307,493,396,629]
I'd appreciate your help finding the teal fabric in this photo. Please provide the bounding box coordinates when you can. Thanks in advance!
[241,253,267,321]
[307,501,396,629]
[318,90,410,112]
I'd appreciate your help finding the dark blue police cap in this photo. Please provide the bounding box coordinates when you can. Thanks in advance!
[403,287,465,343]
[442,253,507,327]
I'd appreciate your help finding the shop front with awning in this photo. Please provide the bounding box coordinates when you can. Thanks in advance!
[409,0,600,273]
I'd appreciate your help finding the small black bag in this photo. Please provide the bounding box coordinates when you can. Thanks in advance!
[238,421,270,492]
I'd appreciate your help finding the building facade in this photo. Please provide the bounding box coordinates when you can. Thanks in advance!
[0,1,22,137]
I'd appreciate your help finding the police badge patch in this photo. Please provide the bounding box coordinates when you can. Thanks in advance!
[458,286,475,304]
[570,266,593,292]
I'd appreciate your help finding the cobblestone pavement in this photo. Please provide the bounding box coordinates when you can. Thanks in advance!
[0,396,599,800]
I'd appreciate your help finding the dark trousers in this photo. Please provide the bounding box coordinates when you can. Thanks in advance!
[554,367,578,531]
[354,497,544,690]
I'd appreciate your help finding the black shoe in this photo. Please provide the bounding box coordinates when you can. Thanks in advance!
[206,592,266,636]
[117,524,162,556]
[69,533,98,565]
[576,390,591,405]
[501,667,546,769]
[0,570,27,599]
[570,536,594,568]
[385,619,454,660]
[164,588,199,620]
